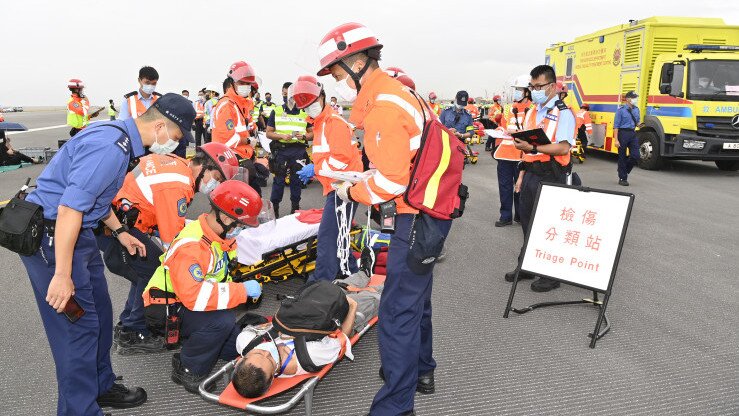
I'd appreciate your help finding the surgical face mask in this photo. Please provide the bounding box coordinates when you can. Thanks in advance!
[198,95,205,101]
[149,124,179,154]
[199,177,219,195]
[236,85,251,97]
[253,342,280,369]
[335,75,358,103]
[630,98,639,106]
[226,225,245,239]
[141,84,156,95]
[454,103,464,111]
[512,89,524,102]
[531,89,549,105]
[305,101,323,118]
[266,96,272,103]
[430,99,436,104]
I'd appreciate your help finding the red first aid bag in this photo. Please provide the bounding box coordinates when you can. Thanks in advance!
[405,93,468,220]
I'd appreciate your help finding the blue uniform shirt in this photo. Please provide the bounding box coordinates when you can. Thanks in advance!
[536,97,576,146]
[613,105,640,129]
[27,119,145,228]
[118,90,156,120]
[439,107,473,134]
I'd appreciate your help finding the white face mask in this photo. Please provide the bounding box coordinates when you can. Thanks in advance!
[199,177,219,195]
[141,84,156,95]
[335,75,358,103]
[198,95,205,101]
[236,85,251,97]
[512,89,524,102]
[629,98,639,106]
[149,124,179,154]
[305,101,323,118]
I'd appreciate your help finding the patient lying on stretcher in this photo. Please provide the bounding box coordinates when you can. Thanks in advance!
[232,271,383,398]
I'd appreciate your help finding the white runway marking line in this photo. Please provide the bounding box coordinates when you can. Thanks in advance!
[6,119,108,135]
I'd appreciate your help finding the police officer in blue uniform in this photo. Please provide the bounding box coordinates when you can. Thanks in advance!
[614,90,642,186]
[18,93,195,416]
[439,90,474,142]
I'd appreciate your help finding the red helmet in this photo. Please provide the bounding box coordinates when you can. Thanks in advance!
[384,66,415,90]
[209,180,264,227]
[429,92,437,100]
[581,103,590,110]
[556,81,568,94]
[493,95,501,101]
[291,75,323,109]
[468,97,475,104]
[68,78,84,90]
[199,142,239,180]
[317,22,383,76]
[228,61,260,85]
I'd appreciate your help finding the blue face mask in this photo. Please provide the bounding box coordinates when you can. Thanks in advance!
[531,89,549,105]
[513,89,524,102]
[226,225,245,239]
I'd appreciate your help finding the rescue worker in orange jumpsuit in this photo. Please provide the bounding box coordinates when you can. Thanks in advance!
[508,65,576,293]
[576,103,593,153]
[212,61,266,195]
[100,143,240,355]
[290,75,363,283]
[317,22,452,416]
[492,76,531,226]
[485,95,504,151]
[428,92,441,116]
[465,97,480,120]
[142,180,269,393]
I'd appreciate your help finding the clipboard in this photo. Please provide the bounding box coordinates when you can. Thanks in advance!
[511,128,551,145]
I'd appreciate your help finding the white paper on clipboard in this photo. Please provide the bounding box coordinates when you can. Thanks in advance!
[485,129,512,139]
[257,132,272,153]
[318,169,375,184]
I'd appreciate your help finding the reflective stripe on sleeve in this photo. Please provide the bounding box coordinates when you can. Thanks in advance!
[193,279,215,311]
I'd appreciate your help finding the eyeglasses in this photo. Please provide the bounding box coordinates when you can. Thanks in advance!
[528,82,553,91]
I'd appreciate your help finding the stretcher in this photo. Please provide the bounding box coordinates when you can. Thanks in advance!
[199,274,386,415]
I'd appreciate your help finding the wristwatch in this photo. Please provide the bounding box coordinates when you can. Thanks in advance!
[531,144,538,154]
[111,224,129,238]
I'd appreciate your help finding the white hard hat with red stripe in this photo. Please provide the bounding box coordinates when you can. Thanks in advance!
[317,22,383,76]
[68,78,84,89]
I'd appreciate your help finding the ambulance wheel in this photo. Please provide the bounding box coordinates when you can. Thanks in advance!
[715,160,739,171]
[637,131,664,171]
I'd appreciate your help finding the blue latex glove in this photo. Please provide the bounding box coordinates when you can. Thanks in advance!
[243,280,262,299]
[297,163,315,184]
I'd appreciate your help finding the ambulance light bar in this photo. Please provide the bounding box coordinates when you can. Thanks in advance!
[684,44,739,52]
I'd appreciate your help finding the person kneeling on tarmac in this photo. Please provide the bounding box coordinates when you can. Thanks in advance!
[141,180,274,393]
[232,271,383,398]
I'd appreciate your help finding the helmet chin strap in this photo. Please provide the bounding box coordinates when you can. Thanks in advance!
[213,207,237,239]
[337,58,374,94]
[195,167,207,192]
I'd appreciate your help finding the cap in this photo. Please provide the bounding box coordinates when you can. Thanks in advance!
[625,90,638,99]
[152,93,196,144]
[455,90,469,106]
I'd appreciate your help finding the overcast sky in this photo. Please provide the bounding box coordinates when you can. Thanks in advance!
[1,0,737,106]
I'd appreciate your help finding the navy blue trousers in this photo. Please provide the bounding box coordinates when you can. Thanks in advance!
[617,129,639,180]
[496,159,521,222]
[310,191,359,282]
[96,229,163,334]
[179,308,241,375]
[270,146,307,206]
[20,230,116,416]
[370,214,452,416]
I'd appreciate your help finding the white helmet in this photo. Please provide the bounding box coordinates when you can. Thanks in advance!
[511,74,530,89]
[206,84,220,93]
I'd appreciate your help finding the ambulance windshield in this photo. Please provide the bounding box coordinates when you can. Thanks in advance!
[688,60,739,101]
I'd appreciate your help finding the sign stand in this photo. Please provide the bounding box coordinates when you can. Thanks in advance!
[503,183,634,349]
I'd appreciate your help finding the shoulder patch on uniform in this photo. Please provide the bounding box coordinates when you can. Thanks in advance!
[226,119,234,130]
[115,134,131,155]
[73,102,80,108]
[189,264,204,282]
[555,100,569,111]
[177,198,188,217]
[124,91,138,98]
[545,113,558,121]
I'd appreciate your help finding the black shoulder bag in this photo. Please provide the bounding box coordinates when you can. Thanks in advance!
[0,178,44,256]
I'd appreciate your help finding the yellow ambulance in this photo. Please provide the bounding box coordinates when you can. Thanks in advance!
[546,17,739,171]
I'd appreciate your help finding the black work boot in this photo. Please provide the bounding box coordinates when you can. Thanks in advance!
[504,270,536,282]
[379,367,435,394]
[116,330,165,355]
[531,277,561,292]
[273,203,280,218]
[171,353,208,394]
[290,202,300,214]
[97,377,147,409]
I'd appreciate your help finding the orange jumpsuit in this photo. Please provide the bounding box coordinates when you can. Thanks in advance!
[312,105,363,196]
[212,89,255,159]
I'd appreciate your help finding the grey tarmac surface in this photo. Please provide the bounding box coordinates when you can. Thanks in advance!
[0,111,737,416]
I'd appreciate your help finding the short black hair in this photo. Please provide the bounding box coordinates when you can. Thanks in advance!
[282,82,293,90]
[139,66,159,81]
[223,77,233,93]
[182,90,189,94]
[530,65,556,84]
[232,361,273,398]
[265,92,272,96]
[109,99,113,103]
[330,96,337,101]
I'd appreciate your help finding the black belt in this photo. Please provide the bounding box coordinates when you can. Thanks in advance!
[44,219,88,234]
[619,128,635,131]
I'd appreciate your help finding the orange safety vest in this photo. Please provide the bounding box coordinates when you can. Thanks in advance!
[312,105,363,196]
[194,101,205,119]
[465,104,479,119]
[576,109,593,134]
[212,90,254,159]
[124,91,161,119]
[521,101,572,166]
[429,102,441,116]
[113,154,195,244]
[348,70,427,215]
[488,103,503,124]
